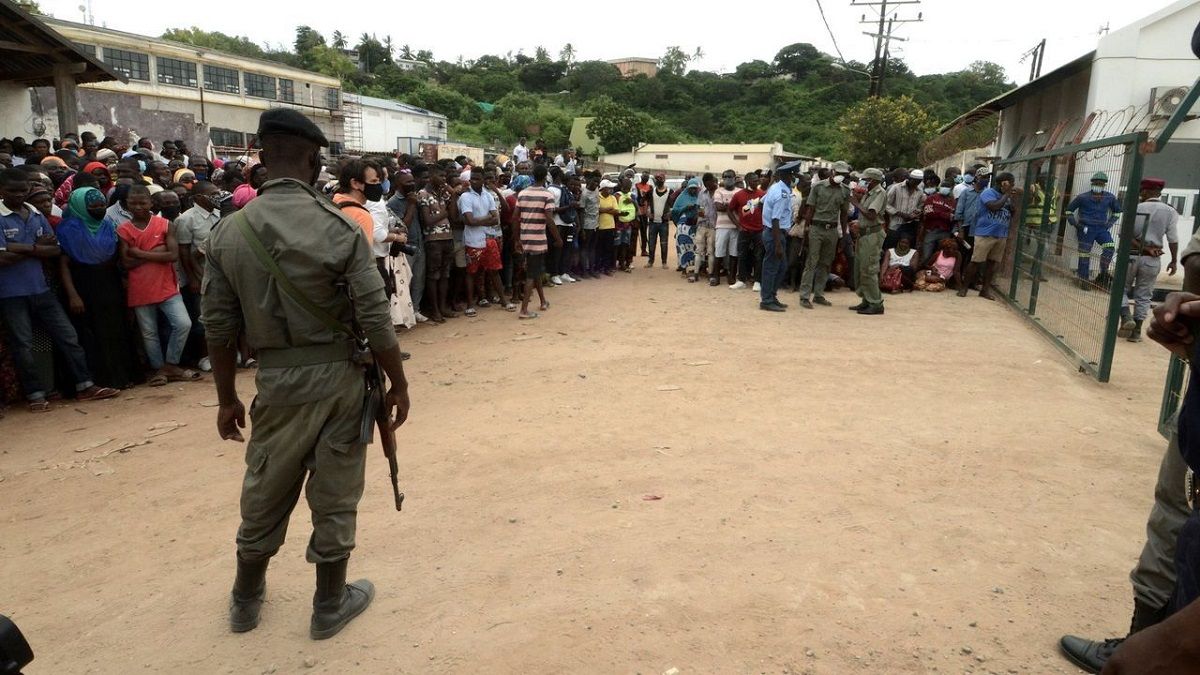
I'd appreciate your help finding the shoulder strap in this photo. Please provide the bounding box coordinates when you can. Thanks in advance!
[230,211,356,339]
[338,200,369,213]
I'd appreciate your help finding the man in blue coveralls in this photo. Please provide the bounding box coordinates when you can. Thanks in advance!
[1066,171,1122,289]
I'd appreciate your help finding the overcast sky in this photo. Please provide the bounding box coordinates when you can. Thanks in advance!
[40,0,1185,84]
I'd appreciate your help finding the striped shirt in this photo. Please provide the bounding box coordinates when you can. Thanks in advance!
[517,185,555,254]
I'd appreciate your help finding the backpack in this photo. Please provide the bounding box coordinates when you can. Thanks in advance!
[558,185,577,225]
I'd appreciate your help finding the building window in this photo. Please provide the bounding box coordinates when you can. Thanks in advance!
[210,128,244,148]
[279,79,294,103]
[156,56,197,88]
[244,72,276,99]
[76,43,95,56]
[733,154,748,160]
[204,65,240,94]
[103,47,149,81]
[655,154,669,160]
[324,88,340,109]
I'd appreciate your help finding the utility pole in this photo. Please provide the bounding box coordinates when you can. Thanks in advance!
[1019,39,1047,81]
[853,0,922,97]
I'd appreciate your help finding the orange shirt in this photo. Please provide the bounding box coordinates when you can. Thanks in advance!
[332,192,373,240]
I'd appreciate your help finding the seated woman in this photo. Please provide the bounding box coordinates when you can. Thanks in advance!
[915,237,963,292]
[880,236,918,293]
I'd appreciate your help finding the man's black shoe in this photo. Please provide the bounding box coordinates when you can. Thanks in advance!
[1059,636,1122,674]
[759,302,786,312]
[848,302,867,311]
[813,296,832,307]
[800,298,813,309]
[773,300,789,309]
[857,304,884,315]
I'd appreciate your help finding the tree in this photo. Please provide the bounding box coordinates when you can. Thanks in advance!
[559,43,576,67]
[415,49,434,63]
[774,43,824,79]
[658,46,694,77]
[399,44,414,60]
[294,26,325,57]
[734,60,775,81]
[586,97,648,154]
[519,61,566,93]
[534,46,550,62]
[968,61,1008,87]
[331,31,347,50]
[561,60,621,98]
[355,34,391,73]
[13,0,41,13]
[837,95,938,168]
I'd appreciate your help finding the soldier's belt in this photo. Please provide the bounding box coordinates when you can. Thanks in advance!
[813,220,838,228]
[258,340,357,368]
[859,225,883,235]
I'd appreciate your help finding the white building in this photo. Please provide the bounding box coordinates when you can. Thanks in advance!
[601,143,810,175]
[343,93,447,155]
[5,17,345,155]
[931,0,1200,234]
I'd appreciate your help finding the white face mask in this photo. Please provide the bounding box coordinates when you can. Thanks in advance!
[923,187,936,195]
[833,175,845,184]
[938,187,951,196]
[849,181,860,190]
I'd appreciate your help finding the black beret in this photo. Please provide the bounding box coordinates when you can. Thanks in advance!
[256,109,328,148]
[775,160,803,175]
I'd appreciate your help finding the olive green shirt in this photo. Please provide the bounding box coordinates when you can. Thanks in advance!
[201,178,398,406]
[858,184,888,227]
[806,181,849,224]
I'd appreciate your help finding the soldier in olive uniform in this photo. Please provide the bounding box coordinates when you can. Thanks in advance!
[201,109,411,640]
[798,160,851,309]
[849,168,888,315]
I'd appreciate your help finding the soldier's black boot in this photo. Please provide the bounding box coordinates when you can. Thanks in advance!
[229,556,269,633]
[1059,598,1170,673]
[310,558,375,640]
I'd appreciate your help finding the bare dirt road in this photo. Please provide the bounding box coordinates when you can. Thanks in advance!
[0,269,1175,674]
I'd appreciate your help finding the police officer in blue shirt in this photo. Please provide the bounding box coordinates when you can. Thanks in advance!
[759,161,800,312]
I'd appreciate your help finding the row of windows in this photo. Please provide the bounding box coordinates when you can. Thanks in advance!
[75,42,336,107]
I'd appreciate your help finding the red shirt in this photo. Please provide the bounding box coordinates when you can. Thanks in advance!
[117,215,179,307]
[921,193,956,233]
[727,188,766,233]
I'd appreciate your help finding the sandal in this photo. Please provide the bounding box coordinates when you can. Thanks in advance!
[540,301,550,311]
[29,399,51,413]
[503,303,518,312]
[465,308,478,317]
[148,374,168,387]
[518,312,540,320]
[241,358,258,369]
[167,369,202,383]
[76,386,119,402]
[477,299,491,308]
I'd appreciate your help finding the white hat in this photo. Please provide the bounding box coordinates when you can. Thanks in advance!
[908,169,924,180]
[599,179,616,189]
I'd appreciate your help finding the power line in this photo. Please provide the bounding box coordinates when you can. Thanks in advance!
[814,0,848,65]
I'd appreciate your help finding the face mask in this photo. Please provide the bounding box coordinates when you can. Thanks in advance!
[381,178,391,195]
[194,172,207,181]
[962,175,974,185]
[978,177,990,188]
[833,175,845,184]
[939,187,952,196]
[364,183,384,202]
[158,207,181,220]
[923,187,936,195]
[1090,185,1104,194]
[849,181,860,190]
[954,175,964,184]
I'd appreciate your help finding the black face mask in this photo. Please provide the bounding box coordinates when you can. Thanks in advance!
[363,183,384,202]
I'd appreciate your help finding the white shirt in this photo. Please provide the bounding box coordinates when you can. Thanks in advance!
[457,188,497,249]
[512,144,529,163]
[367,199,395,258]
[547,184,566,227]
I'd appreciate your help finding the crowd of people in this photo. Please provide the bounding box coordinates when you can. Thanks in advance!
[0,126,1175,413]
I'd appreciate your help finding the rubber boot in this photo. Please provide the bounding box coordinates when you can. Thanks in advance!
[1059,598,1169,673]
[229,556,269,633]
[310,558,375,640]
[1127,320,1144,343]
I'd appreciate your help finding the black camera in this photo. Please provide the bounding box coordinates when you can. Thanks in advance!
[390,241,419,258]
[0,614,33,675]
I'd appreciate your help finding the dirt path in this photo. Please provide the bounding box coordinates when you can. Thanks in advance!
[0,269,1175,674]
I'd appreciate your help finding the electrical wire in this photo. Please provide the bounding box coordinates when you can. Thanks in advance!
[814,0,849,65]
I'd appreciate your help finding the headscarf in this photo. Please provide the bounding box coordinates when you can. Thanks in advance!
[510,175,533,192]
[83,161,109,176]
[173,168,195,185]
[57,187,118,264]
[95,148,117,164]
[671,178,701,223]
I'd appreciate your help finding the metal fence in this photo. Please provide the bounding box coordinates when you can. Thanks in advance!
[991,131,1148,382]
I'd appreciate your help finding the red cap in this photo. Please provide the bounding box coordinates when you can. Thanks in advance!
[1140,178,1166,190]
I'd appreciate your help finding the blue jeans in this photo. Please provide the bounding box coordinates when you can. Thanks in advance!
[133,294,192,370]
[760,230,788,305]
[0,291,94,400]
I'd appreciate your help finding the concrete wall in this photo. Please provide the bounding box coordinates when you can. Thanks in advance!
[600,150,776,175]
[0,82,32,138]
[359,105,446,154]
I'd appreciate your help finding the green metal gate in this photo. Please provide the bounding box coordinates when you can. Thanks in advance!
[991,131,1148,382]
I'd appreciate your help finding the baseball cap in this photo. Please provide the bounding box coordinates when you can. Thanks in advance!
[599,179,616,189]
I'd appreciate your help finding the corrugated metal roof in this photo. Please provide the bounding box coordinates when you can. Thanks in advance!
[937,51,1095,134]
[634,143,780,153]
[344,93,447,120]
[0,0,123,87]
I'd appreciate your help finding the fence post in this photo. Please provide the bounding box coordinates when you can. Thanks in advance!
[1028,159,1059,316]
[1009,161,1036,302]
[1097,135,1147,383]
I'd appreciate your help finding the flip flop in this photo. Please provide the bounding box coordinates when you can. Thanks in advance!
[465,308,478,317]
[503,303,518,312]
[540,301,550,311]
[148,374,168,387]
[76,386,119,402]
[28,400,51,413]
[518,312,540,320]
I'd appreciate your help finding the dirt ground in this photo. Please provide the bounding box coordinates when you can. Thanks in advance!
[0,264,1178,674]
